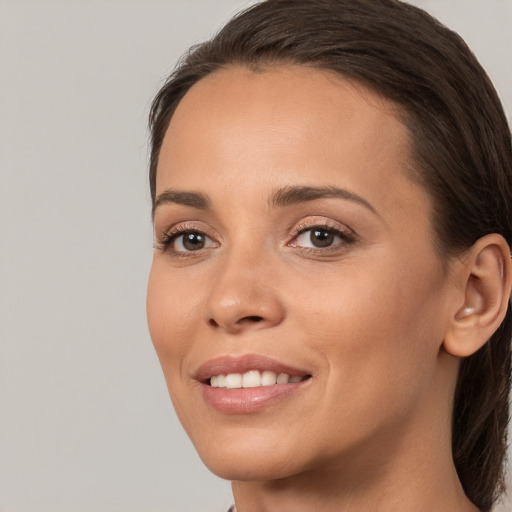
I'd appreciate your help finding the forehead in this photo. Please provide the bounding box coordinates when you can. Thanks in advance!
[166,65,407,146]
[159,65,411,176]
[156,65,428,226]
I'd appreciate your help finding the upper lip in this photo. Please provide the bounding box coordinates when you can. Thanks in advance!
[194,354,311,382]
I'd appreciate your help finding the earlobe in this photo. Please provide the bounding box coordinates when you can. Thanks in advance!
[443,234,512,358]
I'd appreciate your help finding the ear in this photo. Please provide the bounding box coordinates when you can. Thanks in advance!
[443,234,512,358]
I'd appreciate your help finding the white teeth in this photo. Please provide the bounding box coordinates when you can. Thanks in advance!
[210,375,226,388]
[242,370,261,388]
[209,370,306,388]
[261,371,277,386]
[225,373,242,389]
[276,373,289,384]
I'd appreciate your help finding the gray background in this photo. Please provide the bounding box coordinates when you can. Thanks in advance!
[0,1,510,511]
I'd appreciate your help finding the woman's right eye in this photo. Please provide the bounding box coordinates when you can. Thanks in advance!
[157,229,218,254]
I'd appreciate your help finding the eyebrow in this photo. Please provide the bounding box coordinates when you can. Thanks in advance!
[270,185,379,215]
[153,189,210,217]
[153,184,378,217]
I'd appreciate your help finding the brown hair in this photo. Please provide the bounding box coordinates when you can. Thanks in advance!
[148,1,512,509]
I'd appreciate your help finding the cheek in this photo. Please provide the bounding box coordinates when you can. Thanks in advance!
[147,262,207,428]
[146,262,200,377]
[292,254,447,411]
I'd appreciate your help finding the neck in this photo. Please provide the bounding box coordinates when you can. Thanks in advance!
[231,450,478,512]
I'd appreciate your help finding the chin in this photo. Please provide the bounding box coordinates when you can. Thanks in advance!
[190,428,309,482]
[202,455,302,482]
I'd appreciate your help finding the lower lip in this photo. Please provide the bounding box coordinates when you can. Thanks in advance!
[200,380,310,414]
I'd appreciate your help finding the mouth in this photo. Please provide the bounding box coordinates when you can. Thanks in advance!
[194,355,312,413]
[195,354,312,387]
[207,370,311,388]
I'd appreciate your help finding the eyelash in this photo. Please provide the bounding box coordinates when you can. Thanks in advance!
[155,224,215,256]
[155,221,357,257]
[289,222,357,251]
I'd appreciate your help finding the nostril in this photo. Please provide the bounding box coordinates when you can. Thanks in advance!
[241,315,264,323]
[207,315,265,329]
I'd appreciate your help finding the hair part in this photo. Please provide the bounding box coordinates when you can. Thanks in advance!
[149,1,512,509]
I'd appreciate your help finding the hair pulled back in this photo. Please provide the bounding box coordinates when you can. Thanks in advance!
[149,1,512,509]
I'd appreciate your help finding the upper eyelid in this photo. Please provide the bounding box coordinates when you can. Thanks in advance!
[289,217,356,236]
[293,221,347,233]
[157,220,218,238]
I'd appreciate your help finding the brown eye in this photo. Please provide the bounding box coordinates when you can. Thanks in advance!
[157,227,218,255]
[290,225,355,251]
[179,232,206,251]
[164,230,213,252]
[310,229,335,248]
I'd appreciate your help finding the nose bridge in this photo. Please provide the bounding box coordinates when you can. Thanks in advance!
[204,239,284,333]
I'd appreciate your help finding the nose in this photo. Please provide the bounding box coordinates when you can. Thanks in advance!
[204,251,285,334]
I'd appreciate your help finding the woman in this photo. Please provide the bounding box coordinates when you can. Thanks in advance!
[146,0,512,510]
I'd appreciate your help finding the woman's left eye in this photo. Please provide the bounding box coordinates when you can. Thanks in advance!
[289,226,354,249]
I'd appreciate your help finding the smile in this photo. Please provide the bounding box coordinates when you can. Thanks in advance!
[209,370,308,388]
[195,355,312,413]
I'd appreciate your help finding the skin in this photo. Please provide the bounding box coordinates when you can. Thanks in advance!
[147,66,491,511]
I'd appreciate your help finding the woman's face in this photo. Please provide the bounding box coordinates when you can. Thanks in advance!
[147,66,459,482]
